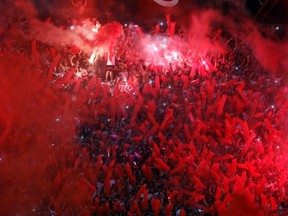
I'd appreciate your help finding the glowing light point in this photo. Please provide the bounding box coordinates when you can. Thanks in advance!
[271,105,275,109]
[70,25,75,30]
[124,23,128,27]
[160,22,164,26]
[202,61,206,64]
[89,50,97,64]
[107,118,111,122]
[126,106,129,109]
[236,66,239,70]
[276,26,279,30]
[153,45,158,52]
[276,145,280,149]
[173,52,178,58]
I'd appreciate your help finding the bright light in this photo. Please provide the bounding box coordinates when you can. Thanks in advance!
[124,23,128,27]
[160,22,164,26]
[235,66,239,70]
[202,61,206,64]
[271,105,275,109]
[276,26,279,30]
[89,50,97,64]
[152,44,158,52]
[173,52,178,58]
[70,25,75,30]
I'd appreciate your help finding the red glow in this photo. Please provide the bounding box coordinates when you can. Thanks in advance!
[0,1,288,216]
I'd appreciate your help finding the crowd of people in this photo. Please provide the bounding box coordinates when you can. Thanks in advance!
[1,14,288,216]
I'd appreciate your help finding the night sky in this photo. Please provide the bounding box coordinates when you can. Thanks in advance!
[34,0,288,25]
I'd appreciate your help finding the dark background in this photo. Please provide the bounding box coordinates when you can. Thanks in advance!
[34,0,288,26]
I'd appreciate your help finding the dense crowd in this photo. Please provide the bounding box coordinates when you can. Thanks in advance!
[1,15,288,216]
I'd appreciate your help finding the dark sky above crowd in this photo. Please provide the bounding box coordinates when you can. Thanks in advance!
[32,0,288,26]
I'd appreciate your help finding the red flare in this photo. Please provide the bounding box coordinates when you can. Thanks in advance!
[169,164,186,176]
[234,172,246,192]
[155,157,171,172]
[260,193,268,208]
[217,94,227,116]
[215,186,222,202]
[270,197,277,211]
[47,53,61,80]
[215,154,234,162]
[278,172,286,188]
[141,189,149,210]
[104,201,110,214]
[165,204,173,216]
[154,198,161,216]
[125,162,133,179]
[223,177,229,194]
[104,171,112,197]
[210,169,221,181]
[146,124,159,138]
[193,176,205,191]
[155,75,160,92]
[135,184,146,200]
[184,123,191,141]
